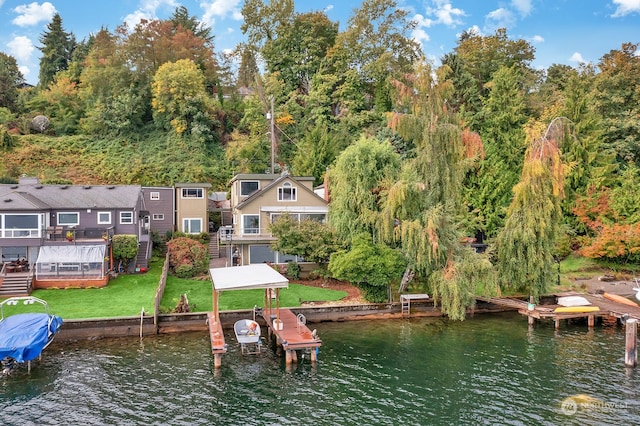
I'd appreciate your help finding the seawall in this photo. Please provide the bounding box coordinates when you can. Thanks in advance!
[56,299,514,341]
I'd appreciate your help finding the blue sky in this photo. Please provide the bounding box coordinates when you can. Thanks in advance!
[1,0,639,85]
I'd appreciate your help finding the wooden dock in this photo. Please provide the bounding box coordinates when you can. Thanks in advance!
[478,293,640,329]
[262,307,322,364]
[207,312,227,368]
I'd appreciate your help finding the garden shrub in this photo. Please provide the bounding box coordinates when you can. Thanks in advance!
[167,236,209,278]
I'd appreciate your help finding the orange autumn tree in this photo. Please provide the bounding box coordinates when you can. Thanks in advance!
[574,185,640,263]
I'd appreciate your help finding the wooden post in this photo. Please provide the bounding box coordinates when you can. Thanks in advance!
[285,350,293,364]
[310,348,317,362]
[588,314,595,328]
[625,319,637,368]
[555,319,560,329]
[214,353,222,369]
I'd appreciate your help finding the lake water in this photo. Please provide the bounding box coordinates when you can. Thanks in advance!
[1,312,638,425]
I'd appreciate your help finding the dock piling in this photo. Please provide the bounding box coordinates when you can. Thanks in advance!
[625,319,637,368]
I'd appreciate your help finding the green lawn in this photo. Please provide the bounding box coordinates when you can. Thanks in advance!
[6,259,347,320]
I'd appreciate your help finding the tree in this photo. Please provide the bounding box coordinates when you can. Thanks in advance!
[262,11,338,96]
[497,118,566,300]
[593,43,640,164]
[327,135,401,244]
[468,65,528,237]
[269,214,339,266]
[151,59,210,134]
[329,233,405,302]
[454,28,535,99]
[379,61,497,320]
[170,5,214,44]
[38,13,75,88]
[0,52,24,111]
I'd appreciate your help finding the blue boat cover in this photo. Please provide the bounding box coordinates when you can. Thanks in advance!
[0,313,63,363]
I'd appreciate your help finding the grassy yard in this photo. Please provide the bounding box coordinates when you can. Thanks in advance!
[11,259,347,320]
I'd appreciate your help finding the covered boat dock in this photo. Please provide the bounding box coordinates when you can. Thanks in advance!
[208,264,322,368]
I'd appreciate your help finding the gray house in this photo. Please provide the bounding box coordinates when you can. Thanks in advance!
[0,177,146,294]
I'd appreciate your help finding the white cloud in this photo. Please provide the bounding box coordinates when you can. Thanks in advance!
[485,8,516,31]
[570,52,586,63]
[200,0,242,27]
[324,5,334,12]
[611,0,640,17]
[531,35,544,43]
[7,35,35,62]
[426,0,465,27]
[12,1,57,27]
[19,65,31,78]
[123,0,178,29]
[0,0,6,7]
[511,0,533,17]
[412,27,431,45]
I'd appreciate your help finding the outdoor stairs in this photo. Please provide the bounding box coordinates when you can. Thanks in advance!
[135,241,149,269]
[209,233,220,259]
[0,274,31,297]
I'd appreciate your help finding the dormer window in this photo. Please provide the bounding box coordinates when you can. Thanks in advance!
[278,182,297,201]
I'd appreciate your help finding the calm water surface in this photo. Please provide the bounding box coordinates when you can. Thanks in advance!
[1,312,639,425]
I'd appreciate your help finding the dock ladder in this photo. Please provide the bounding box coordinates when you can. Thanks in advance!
[296,313,306,334]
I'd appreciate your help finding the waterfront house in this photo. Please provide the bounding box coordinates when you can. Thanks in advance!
[0,177,144,294]
[222,172,328,266]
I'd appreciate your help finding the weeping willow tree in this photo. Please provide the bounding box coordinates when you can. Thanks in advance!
[497,117,568,300]
[379,63,497,320]
[327,135,401,244]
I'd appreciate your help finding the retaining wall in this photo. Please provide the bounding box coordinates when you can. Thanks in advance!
[56,299,513,341]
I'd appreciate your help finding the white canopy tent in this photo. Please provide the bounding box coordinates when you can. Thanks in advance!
[35,245,106,280]
[209,264,289,323]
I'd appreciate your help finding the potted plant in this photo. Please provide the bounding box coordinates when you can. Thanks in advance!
[66,230,74,241]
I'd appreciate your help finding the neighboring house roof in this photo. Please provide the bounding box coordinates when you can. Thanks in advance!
[0,182,141,210]
[208,192,230,210]
[175,182,212,188]
[229,173,315,184]
[236,174,326,210]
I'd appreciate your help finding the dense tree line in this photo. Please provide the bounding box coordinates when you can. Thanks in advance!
[1,1,639,316]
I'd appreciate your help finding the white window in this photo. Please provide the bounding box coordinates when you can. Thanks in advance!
[240,181,259,197]
[182,188,203,198]
[242,215,260,234]
[97,212,111,224]
[150,192,160,200]
[1,213,41,238]
[152,214,164,220]
[278,182,296,201]
[183,218,202,234]
[57,212,79,226]
[120,211,134,224]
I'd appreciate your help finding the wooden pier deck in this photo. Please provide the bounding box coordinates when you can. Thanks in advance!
[207,312,227,368]
[262,307,322,364]
[478,293,640,328]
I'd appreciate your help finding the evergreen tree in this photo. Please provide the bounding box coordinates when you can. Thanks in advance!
[38,13,75,88]
[0,52,24,111]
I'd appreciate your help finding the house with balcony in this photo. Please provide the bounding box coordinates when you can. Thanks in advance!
[223,172,328,266]
[0,177,147,295]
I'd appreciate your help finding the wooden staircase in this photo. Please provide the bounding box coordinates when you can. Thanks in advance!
[209,233,220,259]
[0,273,32,297]
[135,241,149,268]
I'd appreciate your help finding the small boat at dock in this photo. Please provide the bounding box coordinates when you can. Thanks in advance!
[0,296,63,374]
[602,292,639,307]
[234,319,262,355]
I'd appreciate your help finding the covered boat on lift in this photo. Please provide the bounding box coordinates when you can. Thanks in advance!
[0,297,63,373]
